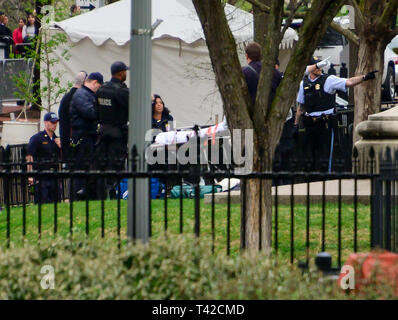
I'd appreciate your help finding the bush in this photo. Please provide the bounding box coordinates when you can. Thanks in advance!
[0,235,395,299]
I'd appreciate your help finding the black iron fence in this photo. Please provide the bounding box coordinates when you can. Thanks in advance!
[0,142,396,269]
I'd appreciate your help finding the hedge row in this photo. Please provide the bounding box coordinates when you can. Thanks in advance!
[0,236,395,299]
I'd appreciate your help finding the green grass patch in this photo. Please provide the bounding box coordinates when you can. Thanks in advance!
[0,199,370,266]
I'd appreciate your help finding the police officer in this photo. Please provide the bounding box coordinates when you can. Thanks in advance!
[295,56,377,171]
[58,71,87,162]
[27,112,61,203]
[95,61,130,198]
[70,72,103,199]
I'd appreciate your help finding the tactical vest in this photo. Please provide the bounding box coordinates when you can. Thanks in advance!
[303,74,335,114]
[97,81,125,126]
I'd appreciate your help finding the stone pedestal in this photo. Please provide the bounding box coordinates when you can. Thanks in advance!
[355,106,398,173]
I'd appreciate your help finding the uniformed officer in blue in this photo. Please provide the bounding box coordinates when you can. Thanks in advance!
[27,112,61,203]
[295,56,377,171]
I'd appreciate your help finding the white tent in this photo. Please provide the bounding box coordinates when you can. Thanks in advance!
[45,0,298,127]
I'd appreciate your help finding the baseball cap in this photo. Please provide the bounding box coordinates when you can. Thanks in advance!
[44,112,59,123]
[111,61,130,75]
[309,56,320,65]
[88,72,104,84]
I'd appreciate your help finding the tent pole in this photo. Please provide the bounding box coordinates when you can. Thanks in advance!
[128,0,152,243]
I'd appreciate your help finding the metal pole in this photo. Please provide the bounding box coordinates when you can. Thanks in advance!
[128,0,151,243]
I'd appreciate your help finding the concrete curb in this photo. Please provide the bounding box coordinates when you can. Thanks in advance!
[204,179,371,205]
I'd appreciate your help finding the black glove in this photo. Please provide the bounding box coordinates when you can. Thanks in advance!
[292,124,299,140]
[363,70,378,81]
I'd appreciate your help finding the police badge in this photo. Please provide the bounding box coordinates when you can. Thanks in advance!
[315,84,321,90]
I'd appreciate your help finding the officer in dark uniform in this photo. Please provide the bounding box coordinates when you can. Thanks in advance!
[27,112,61,203]
[95,61,130,198]
[69,72,103,199]
[58,71,87,162]
[295,56,377,171]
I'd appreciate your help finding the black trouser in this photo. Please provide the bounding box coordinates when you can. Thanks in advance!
[61,137,72,163]
[303,114,337,172]
[93,135,127,199]
[34,178,62,204]
[70,135,97,200]
[273,118,296,185]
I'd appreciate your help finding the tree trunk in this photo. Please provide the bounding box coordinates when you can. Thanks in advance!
[348,6,360,105]
[353,40,385,143]
[193,0,345,252]
[241,178,272,252]
[253,0,272,46]
[352,0,398,143]
[240,136,273,252]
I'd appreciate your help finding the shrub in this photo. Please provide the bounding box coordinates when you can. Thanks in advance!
[0,235,395,299]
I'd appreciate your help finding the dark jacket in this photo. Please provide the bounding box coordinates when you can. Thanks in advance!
[27,130,60,170]
[96,77,129,139]
[152,113,174,132]
[70,85,98,139]
[242,61,282,106]
[0,24,13,58]
[58,87,78,144]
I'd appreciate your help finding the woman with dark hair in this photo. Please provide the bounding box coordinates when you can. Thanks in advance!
[152,94,173,132]
[13,18,26,55]
[22,13,39,43]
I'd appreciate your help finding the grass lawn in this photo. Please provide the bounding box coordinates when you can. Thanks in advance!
[0,198,370,266]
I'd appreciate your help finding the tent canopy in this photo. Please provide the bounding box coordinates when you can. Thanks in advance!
[55,0,298,48]
[45,0,298,127]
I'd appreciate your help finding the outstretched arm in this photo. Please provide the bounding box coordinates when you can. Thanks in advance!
[345,75,365,87]
[346,71,378,87]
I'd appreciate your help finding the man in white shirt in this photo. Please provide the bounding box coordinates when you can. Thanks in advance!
[295,56,377,171]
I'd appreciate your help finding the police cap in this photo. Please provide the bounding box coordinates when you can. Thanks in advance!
[44,112,59,123]
[309,56,320,65]
[88,72,104,84]
[111,61,130,75]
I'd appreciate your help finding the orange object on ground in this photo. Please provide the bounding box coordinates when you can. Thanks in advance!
[338,251,398,296]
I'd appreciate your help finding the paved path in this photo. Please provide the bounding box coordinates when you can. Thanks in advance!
[204,179,372,205]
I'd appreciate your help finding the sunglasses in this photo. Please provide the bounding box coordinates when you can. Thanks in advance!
[80,70,88,81]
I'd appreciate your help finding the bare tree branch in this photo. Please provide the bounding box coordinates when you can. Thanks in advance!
[379,0,398,32]
[245,0,271,12]
[348,0,365,26]
[281,0,306,38]
[245,0,359,49]
[286,11,306,18]
[330,21,359,45]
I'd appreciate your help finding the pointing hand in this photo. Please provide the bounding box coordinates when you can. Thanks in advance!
[363,70,378,81]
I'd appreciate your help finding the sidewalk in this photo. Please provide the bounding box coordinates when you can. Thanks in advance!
[204,179,372,205]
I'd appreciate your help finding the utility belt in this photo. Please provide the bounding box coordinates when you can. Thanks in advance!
[98,123,126,137]
[34,159,60,171]
[70,137,83,148]
[69,135,96,150]
[303,112,337,128]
